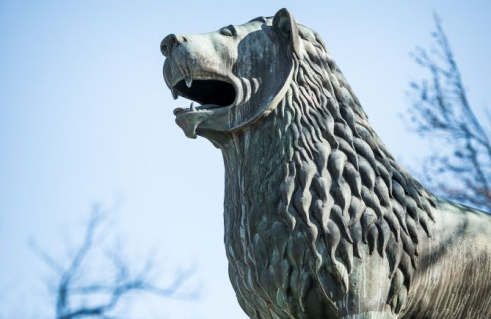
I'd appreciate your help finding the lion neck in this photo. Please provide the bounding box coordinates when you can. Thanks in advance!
[219,106,288,254]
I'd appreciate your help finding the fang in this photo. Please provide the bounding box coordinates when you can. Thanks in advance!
[185,75,193,88]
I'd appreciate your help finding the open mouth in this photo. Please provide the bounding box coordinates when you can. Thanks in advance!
[172,76,236,115]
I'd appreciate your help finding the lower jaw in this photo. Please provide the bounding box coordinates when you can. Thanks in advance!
[173,103,226,116]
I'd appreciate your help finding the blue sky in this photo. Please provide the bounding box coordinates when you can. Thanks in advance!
[1,1,490,318]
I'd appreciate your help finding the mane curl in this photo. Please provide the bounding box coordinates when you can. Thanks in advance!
[269,23,437,314]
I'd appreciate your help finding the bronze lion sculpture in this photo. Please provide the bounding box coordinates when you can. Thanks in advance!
[160,8,491,319]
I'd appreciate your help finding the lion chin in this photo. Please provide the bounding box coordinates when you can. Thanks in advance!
[162,8,491,319]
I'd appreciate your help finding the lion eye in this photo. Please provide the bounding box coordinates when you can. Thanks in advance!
[220,26,237,37]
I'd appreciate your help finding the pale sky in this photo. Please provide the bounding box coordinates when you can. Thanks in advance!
[1,1,490,318]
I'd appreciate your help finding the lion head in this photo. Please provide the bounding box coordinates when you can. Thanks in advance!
[162,8,436,319]
[161,9,301,140]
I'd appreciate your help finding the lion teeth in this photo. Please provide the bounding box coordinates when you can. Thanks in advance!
[171,88,178,100]
[190,102,196,112]
[185,75,193,88]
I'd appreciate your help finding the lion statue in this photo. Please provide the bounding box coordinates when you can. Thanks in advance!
[160,8,491,319]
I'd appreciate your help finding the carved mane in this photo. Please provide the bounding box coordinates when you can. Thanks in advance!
[223,19,437,318]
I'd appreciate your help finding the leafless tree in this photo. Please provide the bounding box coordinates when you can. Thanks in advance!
[406,13,491,212]
[30,204,198,319]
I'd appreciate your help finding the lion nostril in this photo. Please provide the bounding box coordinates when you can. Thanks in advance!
[161,34,177,57]
[161,34,186,57]
[161,43,168,56]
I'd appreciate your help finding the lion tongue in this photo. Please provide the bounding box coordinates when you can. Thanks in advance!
[173,107,186,115]
[173,103,197,115]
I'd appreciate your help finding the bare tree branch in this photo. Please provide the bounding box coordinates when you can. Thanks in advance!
[406,13,491,212]
[28,239,64,275]
[31,204,199,319]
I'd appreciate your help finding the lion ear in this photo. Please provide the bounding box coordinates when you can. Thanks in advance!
[273,8,300,56]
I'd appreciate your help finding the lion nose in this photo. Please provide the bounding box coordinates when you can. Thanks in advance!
[161,34,186,57]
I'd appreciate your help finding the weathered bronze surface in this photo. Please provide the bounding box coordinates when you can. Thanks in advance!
[161,9,491,318]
